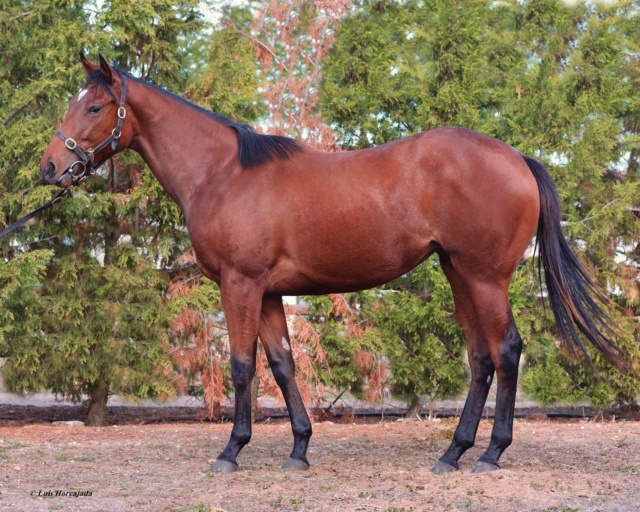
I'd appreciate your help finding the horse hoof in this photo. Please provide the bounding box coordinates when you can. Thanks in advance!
[210,459,239,473]
[282,457,310,470]
[471,461,499,474]
[432,460,458,474]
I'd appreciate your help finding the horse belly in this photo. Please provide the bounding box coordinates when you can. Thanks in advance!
[267,224,436,295]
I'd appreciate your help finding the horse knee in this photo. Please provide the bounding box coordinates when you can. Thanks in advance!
[469,351,494,384]
[231,357,256,391]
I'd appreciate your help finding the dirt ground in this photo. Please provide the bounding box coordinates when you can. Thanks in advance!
[0,416,638,512]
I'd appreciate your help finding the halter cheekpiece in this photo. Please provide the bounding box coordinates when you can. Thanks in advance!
[54,73,128,186]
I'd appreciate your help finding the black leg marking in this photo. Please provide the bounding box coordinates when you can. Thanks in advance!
[259,297,312,470]
[212,354,257,471]
[473,321,522,472]
[434,351,495,473]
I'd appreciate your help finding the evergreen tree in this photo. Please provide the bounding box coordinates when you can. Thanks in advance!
[3,0,638,422]
[510,0,640,405]
[370,262,467,415]
[0,0,210,425]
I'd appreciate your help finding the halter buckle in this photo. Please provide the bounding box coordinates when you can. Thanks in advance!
[117,107,126,119]
[112,128,121,139]
[65,138,78,150]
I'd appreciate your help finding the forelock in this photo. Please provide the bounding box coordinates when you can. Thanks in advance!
[83,69,117,102]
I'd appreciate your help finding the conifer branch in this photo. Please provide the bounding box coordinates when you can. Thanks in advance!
[3,105,27,126]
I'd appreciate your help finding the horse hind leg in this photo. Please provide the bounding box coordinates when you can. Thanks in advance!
[473,309,522,473]
[258,296,312,470]
[432,255,496,473]
[433,255,522,474]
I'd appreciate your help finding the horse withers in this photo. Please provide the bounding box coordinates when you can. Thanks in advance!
[40,54,627,475]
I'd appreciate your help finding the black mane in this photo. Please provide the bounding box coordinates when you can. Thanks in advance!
[84,69,302,169]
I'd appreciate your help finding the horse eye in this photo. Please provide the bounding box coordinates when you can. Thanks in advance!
[88,105,102,114]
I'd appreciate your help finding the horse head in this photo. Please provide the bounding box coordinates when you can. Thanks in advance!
[40,54,131,188]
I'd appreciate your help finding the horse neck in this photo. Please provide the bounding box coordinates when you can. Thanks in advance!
[126,79,240,216]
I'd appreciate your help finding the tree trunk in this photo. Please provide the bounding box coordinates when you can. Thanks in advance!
[86,381,109,426]
[405,394,423,419]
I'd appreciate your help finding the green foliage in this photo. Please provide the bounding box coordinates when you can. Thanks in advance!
[302,294,370,395]
[96,0,204,85]
[1,0,638,416]
[321,0,518,147]
[371,260,467,404]
[3,253,175,401]
[186,6,264,122]
[303,260,468,406]
[0,249,53,357]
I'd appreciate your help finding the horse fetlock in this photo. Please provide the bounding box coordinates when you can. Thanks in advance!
[230,431,252,448]
[452,436,475,452]
[491,433,513,451]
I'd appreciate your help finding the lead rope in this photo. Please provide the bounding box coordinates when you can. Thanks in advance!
[0,186,73,240]
[0,160,104,240]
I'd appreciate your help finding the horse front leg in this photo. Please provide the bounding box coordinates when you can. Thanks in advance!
[210,275,264,473]
[259,296,312,470]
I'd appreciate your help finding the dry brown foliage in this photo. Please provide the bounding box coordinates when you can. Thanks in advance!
[169,303,228,419]
[252,306,333,416]
[252,0,353,150]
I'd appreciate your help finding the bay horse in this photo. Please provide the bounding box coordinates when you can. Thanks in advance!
[40,55,626,474]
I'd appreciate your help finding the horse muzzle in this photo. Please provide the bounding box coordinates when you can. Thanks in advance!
[40,159,86,188]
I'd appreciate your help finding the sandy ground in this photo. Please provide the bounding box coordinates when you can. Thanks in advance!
[0,418,638,512]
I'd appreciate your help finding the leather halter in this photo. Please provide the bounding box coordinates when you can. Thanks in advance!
[54,73,128,186]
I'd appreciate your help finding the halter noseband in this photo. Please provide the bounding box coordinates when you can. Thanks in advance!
[54,73,128,186]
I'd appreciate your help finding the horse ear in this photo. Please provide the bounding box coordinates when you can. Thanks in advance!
[80,52,98,76]
[98,54,114,85]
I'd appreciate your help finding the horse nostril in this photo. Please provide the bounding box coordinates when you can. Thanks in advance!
[44,161,56,178]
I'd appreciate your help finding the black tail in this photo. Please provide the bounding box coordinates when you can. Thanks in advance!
[522,154,628,370]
